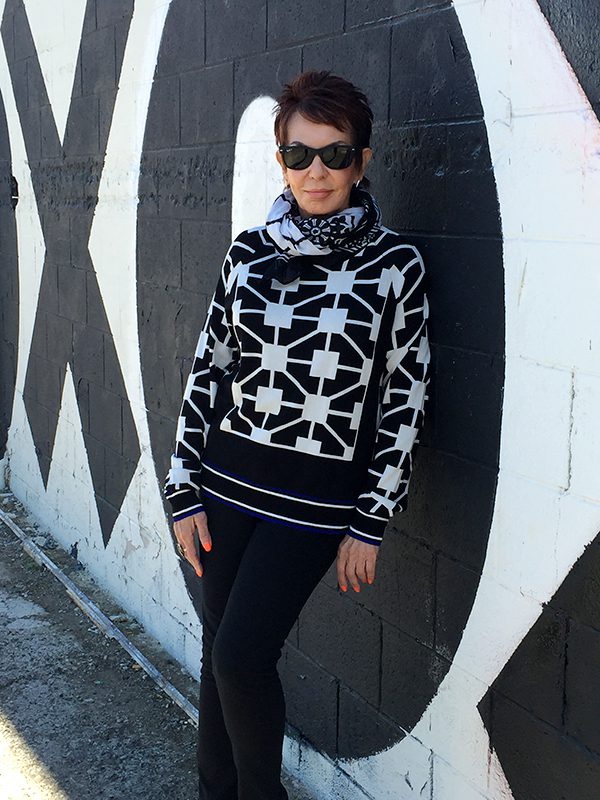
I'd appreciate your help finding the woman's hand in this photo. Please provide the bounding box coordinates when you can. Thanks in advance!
[173,511,212,578]
[336,534,379,593]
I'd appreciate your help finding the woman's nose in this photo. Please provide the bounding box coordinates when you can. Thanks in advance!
[307,155,328,178]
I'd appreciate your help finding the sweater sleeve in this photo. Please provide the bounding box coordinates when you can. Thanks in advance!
[347,246,430,546]
[163,245,239,522]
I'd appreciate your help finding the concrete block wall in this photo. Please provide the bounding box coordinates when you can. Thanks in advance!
[0,1,599,798]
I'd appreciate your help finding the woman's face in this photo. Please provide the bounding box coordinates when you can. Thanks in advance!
[276,112,372,218]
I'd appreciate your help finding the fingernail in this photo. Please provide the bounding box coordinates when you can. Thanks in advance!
[341,585,347,592]
[354,586,361,593]
[205,543,212,552]
[368,579,373,584]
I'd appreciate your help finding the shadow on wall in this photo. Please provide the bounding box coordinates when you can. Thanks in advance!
[139,0,504,760]
[0,90,18,462]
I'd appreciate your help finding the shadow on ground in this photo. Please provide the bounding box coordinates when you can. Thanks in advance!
[0,492,311,800]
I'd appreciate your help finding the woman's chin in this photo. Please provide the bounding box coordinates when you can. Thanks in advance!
[297,197,346,219]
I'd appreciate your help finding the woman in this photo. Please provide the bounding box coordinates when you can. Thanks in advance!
[163,70,429,800]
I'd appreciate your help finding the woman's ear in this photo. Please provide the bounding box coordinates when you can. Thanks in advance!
[275,149,288,186]
[358,147,373,182]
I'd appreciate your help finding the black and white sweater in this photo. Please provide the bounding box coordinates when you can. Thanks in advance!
[163,224,429,546]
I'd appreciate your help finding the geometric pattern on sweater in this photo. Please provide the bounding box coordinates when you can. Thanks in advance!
[220,231,425,462]
[163,225,429,546]
[224,265,375,460]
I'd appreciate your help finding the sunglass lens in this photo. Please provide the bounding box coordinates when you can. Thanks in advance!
[281,144,355,169]
[322,145,354,169]
[284,146,312,169]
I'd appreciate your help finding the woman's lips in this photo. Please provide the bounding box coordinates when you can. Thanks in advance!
[305,189,332,198]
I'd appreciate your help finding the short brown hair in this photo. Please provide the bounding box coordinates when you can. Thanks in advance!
[274,70,373,151]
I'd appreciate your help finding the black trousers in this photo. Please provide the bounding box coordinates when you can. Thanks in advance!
[196,490,345,800]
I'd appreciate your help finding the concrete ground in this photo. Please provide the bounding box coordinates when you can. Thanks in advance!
[0,493,311,800]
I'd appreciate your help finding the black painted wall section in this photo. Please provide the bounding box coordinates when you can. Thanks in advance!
[479,532,600,800]
[0,0,140,545]
[0,91,18,462]
[140,0,503,760]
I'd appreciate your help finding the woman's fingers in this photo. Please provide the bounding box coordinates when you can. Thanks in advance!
[347,561,362,593]
[194,511,213,554]
[184,535,203,577]
[336,550,349,592]
[173,514,205,577]
[337,535,378,593]
[365,556,376,585]
[354,555,369,585]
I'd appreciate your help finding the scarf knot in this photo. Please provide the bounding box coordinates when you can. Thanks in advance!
[262,186,382,285]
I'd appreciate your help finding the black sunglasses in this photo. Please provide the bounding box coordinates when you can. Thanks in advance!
[278,143,358,170]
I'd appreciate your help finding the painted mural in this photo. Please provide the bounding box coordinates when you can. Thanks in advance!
[0,1,598,798]
[1,0,139,546]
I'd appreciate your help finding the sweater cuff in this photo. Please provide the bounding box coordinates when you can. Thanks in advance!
[347,507,389,547]
[173,505,205,523]
[166,487,204,522]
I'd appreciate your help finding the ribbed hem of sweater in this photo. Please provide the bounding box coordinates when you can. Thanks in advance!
[200,458,351,531]
[166,483,386,547]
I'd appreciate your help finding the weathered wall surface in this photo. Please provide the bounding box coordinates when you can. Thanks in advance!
[0,1,598,798]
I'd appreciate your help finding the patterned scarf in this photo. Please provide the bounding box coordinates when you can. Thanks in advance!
[262,186,382,284]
